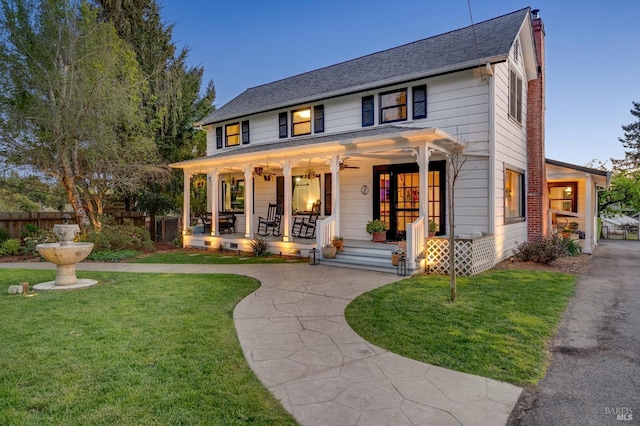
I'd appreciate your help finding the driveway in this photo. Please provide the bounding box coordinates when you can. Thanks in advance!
[508,240,640,425]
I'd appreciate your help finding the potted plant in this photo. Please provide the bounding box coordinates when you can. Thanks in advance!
[570,221,579,232]
[322,244,337,259]
[428,220,438,237]
[391,248,405,266]
[366,219,387,242]
[331,236,344,252]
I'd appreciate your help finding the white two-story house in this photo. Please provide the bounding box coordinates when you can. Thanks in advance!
[171,8,556,274]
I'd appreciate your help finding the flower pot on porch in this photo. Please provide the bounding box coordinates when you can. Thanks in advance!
[428,231,436,238]
[332,240,344,252]
[322,246,337,259]
[371,231,386,242]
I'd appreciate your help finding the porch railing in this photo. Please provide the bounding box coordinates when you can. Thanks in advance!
[406,216,425,271]
[316,215,336,257]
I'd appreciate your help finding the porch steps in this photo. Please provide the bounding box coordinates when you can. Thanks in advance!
[319,243,399,274]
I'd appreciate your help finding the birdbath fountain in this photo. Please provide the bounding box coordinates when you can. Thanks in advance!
[33,215,97,291]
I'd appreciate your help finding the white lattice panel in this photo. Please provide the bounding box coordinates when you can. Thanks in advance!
[427,235,496,276]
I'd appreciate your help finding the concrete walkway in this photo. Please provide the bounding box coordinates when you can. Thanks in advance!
[2,261,522,425]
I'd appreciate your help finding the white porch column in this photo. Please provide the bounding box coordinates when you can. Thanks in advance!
[210,168,219,236]
[584,173,593,254]
[182,170,191,234]
[330,155,340,236]
[283,160,292,242]
[244,165,253,238]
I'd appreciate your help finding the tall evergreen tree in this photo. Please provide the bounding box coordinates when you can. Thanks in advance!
[96,0,215,239]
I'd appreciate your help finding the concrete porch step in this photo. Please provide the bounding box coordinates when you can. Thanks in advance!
[319,243,401,274]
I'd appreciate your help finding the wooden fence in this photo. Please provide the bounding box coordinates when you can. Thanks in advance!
[0,212,146,239]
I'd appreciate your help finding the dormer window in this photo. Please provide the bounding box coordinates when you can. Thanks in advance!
[292,108,311,136]
[225,123,240,147]
[380,89,407,124]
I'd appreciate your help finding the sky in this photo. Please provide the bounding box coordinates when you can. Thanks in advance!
[161,0,640,168]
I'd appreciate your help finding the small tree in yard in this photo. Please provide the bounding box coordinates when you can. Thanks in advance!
[445,147,467,302]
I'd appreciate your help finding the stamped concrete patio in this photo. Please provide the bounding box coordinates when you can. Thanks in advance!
[2,262,522,425]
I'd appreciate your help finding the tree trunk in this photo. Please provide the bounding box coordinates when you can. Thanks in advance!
[447,158,457,302]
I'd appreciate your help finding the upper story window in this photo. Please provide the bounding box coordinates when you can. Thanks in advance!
[509,69,523,124]
[380,88,407,123]
[505,166,525,222]
[292,108,311,136]
[225,123,240,147]
[549,182,577,213]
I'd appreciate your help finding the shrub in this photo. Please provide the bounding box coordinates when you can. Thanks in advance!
[513,235,569,264]
[21,225,56,254]
[0,239,22,256]
[248,237,270,257]
[80,224,154,252]
[0,227,10,244]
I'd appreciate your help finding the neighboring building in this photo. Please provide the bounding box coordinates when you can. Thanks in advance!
[171,8,601,273]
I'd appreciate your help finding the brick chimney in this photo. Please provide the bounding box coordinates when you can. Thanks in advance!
[527,9,548,240]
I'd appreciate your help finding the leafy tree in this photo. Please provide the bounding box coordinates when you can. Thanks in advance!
[0,0,163,227]
[598,169,640,216]
[0,172,67,211]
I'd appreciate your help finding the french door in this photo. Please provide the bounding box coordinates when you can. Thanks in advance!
[373,162,445,240]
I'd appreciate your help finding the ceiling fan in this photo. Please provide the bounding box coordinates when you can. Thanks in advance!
[339,159,360,170]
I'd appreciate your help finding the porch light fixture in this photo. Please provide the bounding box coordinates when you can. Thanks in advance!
[397,255,407,276]
[309,248,319,265]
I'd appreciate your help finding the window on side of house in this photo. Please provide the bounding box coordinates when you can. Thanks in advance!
[362,95,374,127]
[279,112,288,138]
[549,182,577,213]
[380,88,407,124]
[509,69,523,124]
[314,105,324,133]
[292,108,311,136]
[412,85,427,119]
[241,120,250,144]
[216,126,223,149]
[504,167,525,221]
[222,180,244,213]
[225,123,240,147]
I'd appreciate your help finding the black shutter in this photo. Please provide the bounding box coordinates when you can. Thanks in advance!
[412,85,427,119]
[324,173,332,216]
[278,112,288,138]
[362,95,374,127]
[216,126,223,149]
[314,105,324,133]
[241,120,250,144]
[276,176,285,207]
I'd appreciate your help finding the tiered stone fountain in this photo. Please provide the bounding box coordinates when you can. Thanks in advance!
[33,217,97,291]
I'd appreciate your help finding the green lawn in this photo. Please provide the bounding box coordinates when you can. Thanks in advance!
[0,270,296,425]
[131,250,307,264]
[345,269,576,386]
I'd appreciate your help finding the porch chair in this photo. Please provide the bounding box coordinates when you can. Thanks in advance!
[291,202,320,239]
[257,203,283,236]
[218,212,236,234]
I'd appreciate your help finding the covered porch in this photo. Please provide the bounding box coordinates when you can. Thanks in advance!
[173,126,481,274]
[545,159,611,254]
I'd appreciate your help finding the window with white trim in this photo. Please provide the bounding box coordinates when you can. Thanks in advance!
[505,167,525,221]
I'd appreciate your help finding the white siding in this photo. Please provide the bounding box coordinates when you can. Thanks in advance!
[492,52,529,260]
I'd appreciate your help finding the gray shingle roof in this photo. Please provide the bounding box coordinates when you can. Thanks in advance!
[200,8,530,126]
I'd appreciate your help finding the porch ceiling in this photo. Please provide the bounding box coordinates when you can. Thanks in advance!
[171,126,461,173]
